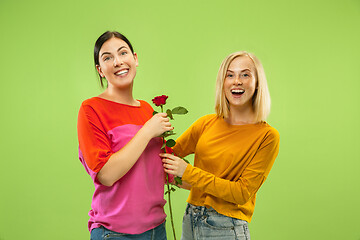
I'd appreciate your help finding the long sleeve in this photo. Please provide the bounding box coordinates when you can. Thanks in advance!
[182,128,280,205]
[173,115,213,158]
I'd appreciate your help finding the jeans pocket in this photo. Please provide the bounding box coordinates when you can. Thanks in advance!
[233,220,250,240]
[199,215,238,239]
[103,229,127,239]
[202,215,235,230]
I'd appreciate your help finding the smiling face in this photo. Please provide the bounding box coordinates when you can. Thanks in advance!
[96,37,138,90]
[223,55,257,111]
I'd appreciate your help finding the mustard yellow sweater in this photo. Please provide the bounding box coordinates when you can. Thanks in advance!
[173,114,280,222]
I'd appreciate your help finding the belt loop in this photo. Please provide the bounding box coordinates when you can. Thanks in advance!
[201,206,205,215]
[186,203,191,214]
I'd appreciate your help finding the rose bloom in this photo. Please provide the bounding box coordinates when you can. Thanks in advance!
[152,95,168,106]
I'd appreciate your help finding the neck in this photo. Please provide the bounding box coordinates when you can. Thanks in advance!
[99,85,138,106]
[226,104,256,125]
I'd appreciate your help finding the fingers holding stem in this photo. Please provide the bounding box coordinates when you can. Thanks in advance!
[160,153,188,177]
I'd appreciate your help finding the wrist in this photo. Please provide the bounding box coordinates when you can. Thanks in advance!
[181,163,193,180]
[180,163,189,177]
[139,126,153,142]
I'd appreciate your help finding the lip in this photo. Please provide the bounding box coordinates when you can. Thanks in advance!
[230,88,245,97]
[114,68,129,76]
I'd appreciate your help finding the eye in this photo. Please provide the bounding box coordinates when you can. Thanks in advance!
[226,73,233,78]
[120,50,128,56]
[242,73,250,78]
[103,56,111,61]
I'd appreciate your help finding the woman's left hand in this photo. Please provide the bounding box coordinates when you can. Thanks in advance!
[160,153,188,177]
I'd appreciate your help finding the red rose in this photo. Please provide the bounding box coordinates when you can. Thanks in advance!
[165,145,174,154]
[152,95,168,106]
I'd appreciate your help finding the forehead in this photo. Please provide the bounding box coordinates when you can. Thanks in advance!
[228,55,255,72]
[100,37,129,54]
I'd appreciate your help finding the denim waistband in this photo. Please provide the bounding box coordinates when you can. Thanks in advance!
[185,203,218,215]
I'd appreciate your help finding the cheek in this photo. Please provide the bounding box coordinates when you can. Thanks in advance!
[246,78,256,89]
[248,82,257,97]
[223,82,231,97]
[223,79,231,89]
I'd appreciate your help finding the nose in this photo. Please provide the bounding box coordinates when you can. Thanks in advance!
[113,56,123,67]
[234,75,243,85]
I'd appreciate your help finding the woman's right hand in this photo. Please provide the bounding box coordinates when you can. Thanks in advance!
[142,113,173,139]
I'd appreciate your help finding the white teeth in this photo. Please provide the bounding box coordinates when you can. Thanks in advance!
[231,89,245,93]
[115,70,129,75]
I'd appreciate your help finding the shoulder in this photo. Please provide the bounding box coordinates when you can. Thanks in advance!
[187,114,218,134]
[138,100,154,115]
[80,97,104,109]
[78,97,103,121]
[259,122,280,142]
[139,100,153,109]
[78,97,112,121]
[195,114,218,124]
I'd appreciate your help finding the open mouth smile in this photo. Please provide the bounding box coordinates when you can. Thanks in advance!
[231,89,245,96]
[115,69,129,76]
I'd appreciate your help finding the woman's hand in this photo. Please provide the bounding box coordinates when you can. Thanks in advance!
[160,153,188,177]
[142,113,173,139]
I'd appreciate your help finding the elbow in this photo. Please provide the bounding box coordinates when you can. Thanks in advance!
[101,179,115,187]
[233,187,255,205]
[97,173,116,187]
[235,196,252,205]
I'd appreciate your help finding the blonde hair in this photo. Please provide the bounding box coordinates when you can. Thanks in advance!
[215,51,271,122]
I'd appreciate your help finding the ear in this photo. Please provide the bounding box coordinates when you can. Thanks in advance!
[133,52,139,67]
[96,65,105,78]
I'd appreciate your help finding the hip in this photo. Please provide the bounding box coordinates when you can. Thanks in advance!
[182,203,250,240]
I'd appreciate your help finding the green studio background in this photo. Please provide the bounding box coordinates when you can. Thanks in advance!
[0,0,359,239]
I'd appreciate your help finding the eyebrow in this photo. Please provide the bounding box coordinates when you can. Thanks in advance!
[100,46,127,57]
[227,68,251,73]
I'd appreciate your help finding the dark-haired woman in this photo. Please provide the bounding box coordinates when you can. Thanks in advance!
[77,31,172,240]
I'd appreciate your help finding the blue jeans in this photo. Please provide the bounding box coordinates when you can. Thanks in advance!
[90,222,167,240]
[181,204,250,240]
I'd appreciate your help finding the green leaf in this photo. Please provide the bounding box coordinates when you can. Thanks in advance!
[174,176,183,185]
[166,139,176,148]
[171,106,188,115]
[161,142,166,149]
[159,130,176,138]
[153,110,158,115]
[166,109,174,120]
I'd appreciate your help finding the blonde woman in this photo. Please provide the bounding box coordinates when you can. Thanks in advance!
[160,51,280,240]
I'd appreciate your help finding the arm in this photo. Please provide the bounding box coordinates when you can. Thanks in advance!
[162,130,280,205]
[172,115,211,158]
[98,113,172,186]
[165,116,212,190]
[78,107,173,187]
[179,181,192,190]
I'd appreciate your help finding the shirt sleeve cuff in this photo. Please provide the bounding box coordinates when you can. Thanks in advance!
[182,164,194,183]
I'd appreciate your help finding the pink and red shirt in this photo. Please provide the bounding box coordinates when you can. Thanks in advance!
[77,97,167,234]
